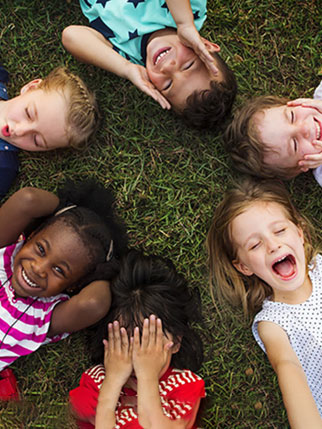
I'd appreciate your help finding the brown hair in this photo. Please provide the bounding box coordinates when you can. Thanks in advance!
[224,96,300,179]
[207,178,316,318]
[180,52,237,130]
[38,67,98,148]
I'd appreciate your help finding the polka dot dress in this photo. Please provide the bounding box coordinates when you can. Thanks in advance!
[252,254,322,415]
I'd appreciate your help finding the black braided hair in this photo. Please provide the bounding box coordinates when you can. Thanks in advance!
[90,250,204,372]
[25,179,128,293]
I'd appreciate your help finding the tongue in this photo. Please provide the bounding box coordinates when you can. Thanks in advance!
[274,258,294,277]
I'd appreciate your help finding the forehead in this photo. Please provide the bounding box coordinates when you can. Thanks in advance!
[26,88,69,149]
[231,201,289,242]
[255,105,298,168]
[168,58,222,110]
[32,221,89,264]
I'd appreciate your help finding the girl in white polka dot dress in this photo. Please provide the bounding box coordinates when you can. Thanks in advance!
[207,178,322,428]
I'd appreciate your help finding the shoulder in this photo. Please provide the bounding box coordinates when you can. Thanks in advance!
[160,368,205,396]
[84,364,106,389]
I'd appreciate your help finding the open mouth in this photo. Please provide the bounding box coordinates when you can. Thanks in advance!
[22,268,39,289]
[1,125,10,137]
[153,48,171,65]
[272,254,296,280]
[314,118,321,141]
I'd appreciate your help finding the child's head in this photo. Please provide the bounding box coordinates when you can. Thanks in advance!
[91,250,204,372]
[225,96,322,179]
[145,30,237,129]
[0,67,98,151]
[207,178,315,316]
[12,180,128,299]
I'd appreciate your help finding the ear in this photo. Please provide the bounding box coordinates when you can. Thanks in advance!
[299,166,309,173]
[201,37,221,53]
[232,259,254,276]
[20,78,42,94]
[171,341,181,354]
[297,226,304,245]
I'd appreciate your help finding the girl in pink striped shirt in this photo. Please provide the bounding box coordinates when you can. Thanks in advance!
[70,251,205,429]
[0,180,128,400]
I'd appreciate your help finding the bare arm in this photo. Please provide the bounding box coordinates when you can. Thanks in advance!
[62,25,170,109]
[165,0,219,75]
[258,321,322,429]
[48,280,111,337]
[95,323,133,429]
[134,316,197,429]
[0,187,59,248]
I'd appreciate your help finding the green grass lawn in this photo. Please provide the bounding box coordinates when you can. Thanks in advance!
[1,0,321,427]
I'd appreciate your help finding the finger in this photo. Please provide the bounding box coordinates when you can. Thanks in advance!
[287,98,312,106]
[107,322,114,351]
[143,85,171,110]
[129,336,134,356]
[113,320,122,353]
[141,318,150,349]
[120,327,129,352]
[149,314,157,345]
[133,326,140,351]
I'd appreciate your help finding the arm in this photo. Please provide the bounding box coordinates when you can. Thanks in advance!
[258,321,322,429]
[95,322,133,429]
[165,0,220,75]
[48,280,111,337]
[133,316,195,429]
[62,25,170,109]
[0,187,59,248]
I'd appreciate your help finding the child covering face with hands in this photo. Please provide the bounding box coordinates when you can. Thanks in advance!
[70,250,205,429]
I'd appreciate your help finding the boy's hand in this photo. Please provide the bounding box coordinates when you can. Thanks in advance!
[298,140,322,171]
[177,23,220,76]
[103,321,133,387]
[287,98,322,113]
[126,63,171,110]
[132,315,173,380]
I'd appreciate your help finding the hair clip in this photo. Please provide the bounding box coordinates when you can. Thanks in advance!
[55,204,77,216]
[106,240,114,262]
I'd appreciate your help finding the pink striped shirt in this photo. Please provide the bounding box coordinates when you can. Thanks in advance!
[0,240,69,370]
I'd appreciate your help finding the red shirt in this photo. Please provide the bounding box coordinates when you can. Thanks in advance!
[70,364,205,428]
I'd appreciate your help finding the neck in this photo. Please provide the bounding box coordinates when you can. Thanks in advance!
[273,274,312,305]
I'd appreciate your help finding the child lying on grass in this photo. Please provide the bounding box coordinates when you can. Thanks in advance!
[0,65,98,199]
[225,80,322,186]
[62,0,237,130]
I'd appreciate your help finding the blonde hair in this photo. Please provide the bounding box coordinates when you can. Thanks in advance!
[224,96,300,180]
[38,67,98,148]
[207,178,316,318]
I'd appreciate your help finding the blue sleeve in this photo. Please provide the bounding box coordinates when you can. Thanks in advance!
[0,151,19,200]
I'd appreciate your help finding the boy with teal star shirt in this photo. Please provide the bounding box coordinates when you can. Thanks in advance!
[62,0,237,129]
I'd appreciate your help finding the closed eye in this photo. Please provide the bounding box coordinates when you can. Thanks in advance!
[293,138,298,152]
[275,228,286,234]
[183,61,194,70]
[291,110,295,123]
[249,242,260,250]
[25,107,31,119]
[162,80,172,91]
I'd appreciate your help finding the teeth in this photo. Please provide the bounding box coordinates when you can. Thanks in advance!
[22,269,38,288]
[156,49,170,65]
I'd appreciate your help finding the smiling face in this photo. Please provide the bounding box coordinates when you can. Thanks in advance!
[230,201,311,303]
[145,29,222,110]
[12,222,90,298]
[0,80,69,151]
[255,104,322,172]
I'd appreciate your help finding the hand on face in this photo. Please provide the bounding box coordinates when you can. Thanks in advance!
[287,99,322,170]
[176,23,220,76]
[126,63,171,110]
[132,315,174,380]
[103,321,133,386]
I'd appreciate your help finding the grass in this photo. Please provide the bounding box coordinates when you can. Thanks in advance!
[0,0,322,427]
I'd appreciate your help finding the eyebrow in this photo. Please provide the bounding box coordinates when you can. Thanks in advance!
[33,102,48,148]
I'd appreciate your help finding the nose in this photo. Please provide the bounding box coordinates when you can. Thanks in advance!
[31,258,47,278]
[13,121,32,137]
[266,236,280,254]
[296,121,310,140]
[160,58,176,74]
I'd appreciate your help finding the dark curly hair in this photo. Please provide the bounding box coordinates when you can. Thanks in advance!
[180,52,237,130]
[90,250,204,372]
[25,179,128,294]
